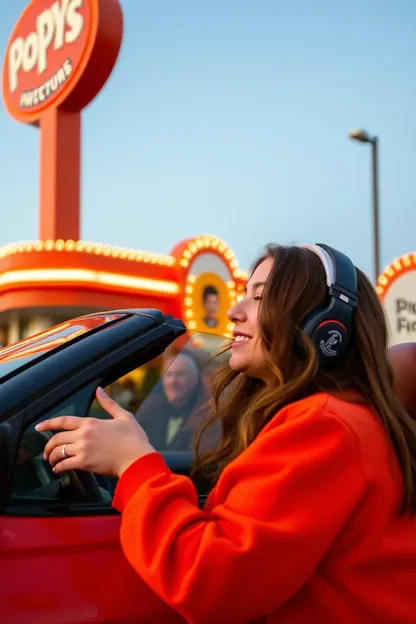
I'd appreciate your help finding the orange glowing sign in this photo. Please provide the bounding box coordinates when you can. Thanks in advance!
[2,0,123,124]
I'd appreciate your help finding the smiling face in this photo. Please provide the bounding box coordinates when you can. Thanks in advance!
[227,257,274,382]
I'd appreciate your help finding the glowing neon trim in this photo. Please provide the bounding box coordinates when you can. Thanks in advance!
[376,253,416,299]
[0,268,179,295]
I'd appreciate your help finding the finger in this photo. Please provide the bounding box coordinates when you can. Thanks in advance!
[43,432,79,460]
[52,455,84,474]
[48,442,77,468]
[36,416,84,432]
[95,387,132,420]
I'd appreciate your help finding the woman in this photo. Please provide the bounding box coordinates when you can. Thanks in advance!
[38,243,416,623]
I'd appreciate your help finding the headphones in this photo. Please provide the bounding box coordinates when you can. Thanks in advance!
[298,243,358,368]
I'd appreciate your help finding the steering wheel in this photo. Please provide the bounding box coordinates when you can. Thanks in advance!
[37,430,107,503]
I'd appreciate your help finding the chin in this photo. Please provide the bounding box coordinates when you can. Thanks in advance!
[229,358,258,377]
[229,354,248,372]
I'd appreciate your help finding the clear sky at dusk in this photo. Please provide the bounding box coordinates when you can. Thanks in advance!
[1,0,415,279]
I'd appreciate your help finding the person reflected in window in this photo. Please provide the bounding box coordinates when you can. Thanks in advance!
[202,285,220,328]
[134,352,201,451]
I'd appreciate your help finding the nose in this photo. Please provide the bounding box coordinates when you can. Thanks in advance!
[227,299,247,323]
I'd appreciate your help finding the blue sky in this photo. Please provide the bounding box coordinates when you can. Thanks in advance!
[1,0,415,279]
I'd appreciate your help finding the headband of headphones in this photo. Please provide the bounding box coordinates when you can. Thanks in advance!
[297,243,358,367]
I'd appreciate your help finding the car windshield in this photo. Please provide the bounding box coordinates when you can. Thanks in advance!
[90,331,231,456]
[0,314,127,380]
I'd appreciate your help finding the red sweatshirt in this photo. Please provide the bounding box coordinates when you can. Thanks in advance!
[113,392,416,623]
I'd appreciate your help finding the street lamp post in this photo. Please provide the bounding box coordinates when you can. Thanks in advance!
[348,128,380,283]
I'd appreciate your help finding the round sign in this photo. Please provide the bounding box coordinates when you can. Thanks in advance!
[381,269,416,345]
[2,0,123,124]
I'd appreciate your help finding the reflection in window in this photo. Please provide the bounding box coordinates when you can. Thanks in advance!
[90,333,229,454]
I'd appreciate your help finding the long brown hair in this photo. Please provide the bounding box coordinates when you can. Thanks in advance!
[193,244,416,514]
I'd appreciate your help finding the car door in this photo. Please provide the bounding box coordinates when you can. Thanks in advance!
[0,310,191,623]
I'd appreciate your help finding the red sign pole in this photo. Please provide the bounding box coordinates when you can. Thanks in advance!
[39,107,81,241]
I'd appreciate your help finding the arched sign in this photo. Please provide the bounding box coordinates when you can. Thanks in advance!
[377,253,416,345]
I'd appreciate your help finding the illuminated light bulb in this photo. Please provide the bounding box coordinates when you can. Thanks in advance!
[185,310,194,319]
[180,259,189,268]
[187,275,197,283]
[188,320,197,330]
[185,297,193,307]
[183,250,192,259]
[185,285,193,294]
[189,242,197,253]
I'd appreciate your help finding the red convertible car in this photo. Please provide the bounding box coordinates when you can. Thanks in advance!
[0,308,415,622]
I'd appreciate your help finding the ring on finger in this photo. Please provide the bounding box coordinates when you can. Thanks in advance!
[61,444,67,458]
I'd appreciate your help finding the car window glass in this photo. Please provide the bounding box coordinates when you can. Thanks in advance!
[89,332,229,455]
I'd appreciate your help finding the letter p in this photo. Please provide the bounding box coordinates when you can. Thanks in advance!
[8,37,24,93]
[37,10,54,75]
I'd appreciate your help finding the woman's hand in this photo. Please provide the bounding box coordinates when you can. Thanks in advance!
[36,387,156,478]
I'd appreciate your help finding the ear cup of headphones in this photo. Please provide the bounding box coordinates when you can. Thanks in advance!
[300,299,350,368]
[296,243,357,369]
